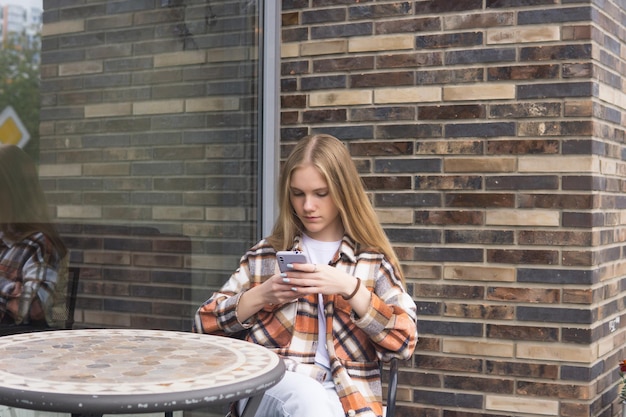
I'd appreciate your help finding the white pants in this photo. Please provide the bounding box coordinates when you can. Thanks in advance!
[237,370,345,417]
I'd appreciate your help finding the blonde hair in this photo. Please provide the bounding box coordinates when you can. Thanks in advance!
[268,134,404,282]
[0,145,67,258]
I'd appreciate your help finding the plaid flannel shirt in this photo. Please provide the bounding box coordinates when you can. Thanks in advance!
[0,231,62,325]
[194,235,418,417]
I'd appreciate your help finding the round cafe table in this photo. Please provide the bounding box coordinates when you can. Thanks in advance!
[0,328,285,417]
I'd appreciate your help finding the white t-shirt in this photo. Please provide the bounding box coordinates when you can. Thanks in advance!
[301,234,341,370]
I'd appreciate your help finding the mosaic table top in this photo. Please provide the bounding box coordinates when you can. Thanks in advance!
[0,328,284,415]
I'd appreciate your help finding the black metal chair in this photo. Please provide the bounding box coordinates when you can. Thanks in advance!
[0,265,80,336]
[383,357,399,417]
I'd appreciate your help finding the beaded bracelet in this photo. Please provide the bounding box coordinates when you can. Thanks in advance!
[342,277,361,300]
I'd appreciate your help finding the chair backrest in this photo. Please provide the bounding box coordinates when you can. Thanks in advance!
[64,266,80,330]
[383,357,398,417]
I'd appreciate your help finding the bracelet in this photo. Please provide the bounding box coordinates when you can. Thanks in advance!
[342,277,361,300]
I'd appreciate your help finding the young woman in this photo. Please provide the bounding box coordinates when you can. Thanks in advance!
[0,144,67,327]
[194,134,417,417]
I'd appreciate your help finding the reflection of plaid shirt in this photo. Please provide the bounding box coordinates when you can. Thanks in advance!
[194,235,417,417]
[0,232,61,325]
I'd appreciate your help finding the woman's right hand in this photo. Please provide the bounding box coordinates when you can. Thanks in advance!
[236,273,300,321]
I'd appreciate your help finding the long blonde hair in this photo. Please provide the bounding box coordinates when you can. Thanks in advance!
[268,134,404,282]
[0,144,67,258]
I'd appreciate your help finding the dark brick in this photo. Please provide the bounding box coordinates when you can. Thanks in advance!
[563,62,593,78]
[518,230,592,246]
[418,320,483,337]
[416,140,483,155]
[447,122,515,138]
[518,6,592,24]
[516,380,589,400]
[413,389,483,409]
[561,362,604,382]
[447,46,517,63]
[488,64,560,81]
[416,355,482,373]
[487,287,560,303]
[415,0,483,14]
[417,68,483,84]
[350,141,413,156]
[350,107,416,122]
[349,2,412,20]
[445,193,515,208]
[445,230,514,244]
[282,27,308,42]
[351,71,414,88]
[488,249,559,265]
[518,193,594,209]
[517,306,595,324]
[314,56,374,72]
[419,105,485,120]
[487,139,559,154]
[416,175,482,190]
[375,192,441,208]
[375,158,441,173]
[311,124,374,140]
[562,212,604,228]
[489,103,561,119]
[521,44,591,61]
[376,17,441,34]
[486,175,559,190]
[311,22,372,39]
[415,210,483,226]
[414,247,484,262]
[302,8,346,24]
[445,375,514,394]
[362,176,411,191]
[487,324,559,341]
[417,32,483,49]
[301,75,346,90]
[561,327,598,344]
[518,81,594,99]
[517,268,596,285]
[385,228,440,243]
[486,360,559,380]
[282,60,309,76]
[562,175,606,191]
[302,109,347,123]
[377,123,443,139]
[378,52,443,69]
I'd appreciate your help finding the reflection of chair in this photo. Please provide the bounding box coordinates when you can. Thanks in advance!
[0,266,80,336]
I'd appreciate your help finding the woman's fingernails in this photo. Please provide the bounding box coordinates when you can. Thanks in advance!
[291,287,298,292]
[282,277,290,283]
[280,272,287,277]
[286,263,294,269]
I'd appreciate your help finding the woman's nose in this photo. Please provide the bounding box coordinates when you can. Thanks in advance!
[303,196,315,211]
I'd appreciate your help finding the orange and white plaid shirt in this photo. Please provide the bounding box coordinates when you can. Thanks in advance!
[194,235,417,417]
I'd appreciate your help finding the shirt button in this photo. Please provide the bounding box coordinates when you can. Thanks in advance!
[334,378,341,385]
[348,410,356,416]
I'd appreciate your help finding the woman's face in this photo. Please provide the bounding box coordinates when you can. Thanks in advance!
[289,164,343,242]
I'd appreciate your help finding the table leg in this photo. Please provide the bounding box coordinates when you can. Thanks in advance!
[239,394,263,417]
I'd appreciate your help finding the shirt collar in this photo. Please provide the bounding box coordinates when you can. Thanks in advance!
[292,234,357,263]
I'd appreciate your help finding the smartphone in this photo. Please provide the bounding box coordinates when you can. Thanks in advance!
[276,250,307,273]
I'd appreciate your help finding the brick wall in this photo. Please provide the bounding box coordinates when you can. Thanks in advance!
[281,1,626,416]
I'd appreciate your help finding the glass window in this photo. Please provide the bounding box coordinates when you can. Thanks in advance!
[25,0,274,331]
